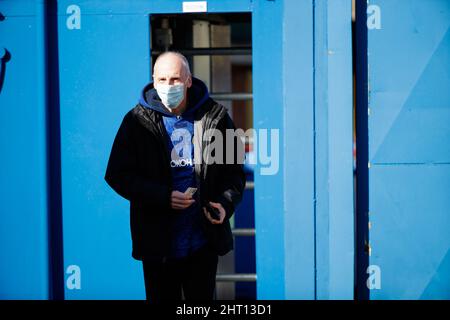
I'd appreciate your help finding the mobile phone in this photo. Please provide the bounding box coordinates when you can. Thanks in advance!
[184,187,197,197]
[206,203,221,221]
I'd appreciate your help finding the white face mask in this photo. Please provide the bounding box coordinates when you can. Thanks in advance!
[155,83,185,110]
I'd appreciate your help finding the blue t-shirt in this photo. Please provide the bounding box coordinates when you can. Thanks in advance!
[162,113,207,258]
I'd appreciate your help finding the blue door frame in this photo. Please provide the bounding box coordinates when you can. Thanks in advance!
[254,0,354,300]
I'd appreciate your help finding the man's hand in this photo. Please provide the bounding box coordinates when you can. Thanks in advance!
[171,191,195,210]
[203,201,226,225]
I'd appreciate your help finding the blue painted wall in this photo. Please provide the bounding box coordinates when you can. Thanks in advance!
[0,0,355,300]
[252,0,355,300]
[314,0,354,299]
[56,0,254,300]
[367,0,450,299]
[0,0,50,299]
[252,0,286,300]
[57,1,151,299]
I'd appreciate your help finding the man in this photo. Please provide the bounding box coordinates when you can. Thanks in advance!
[104,52,246,301]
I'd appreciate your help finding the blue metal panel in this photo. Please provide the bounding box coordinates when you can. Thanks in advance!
[369,0,450,164]
[58,4,150,299]
[252,0,285,299]
[255,0,354,300]
[324,0,354,299]
[0,0,357,300]
[0,0,49,299]
[56,0,252,15]
[283,0,315,300]
[314,0,354,300]
[0,1,36,15]
[314,0,330,299]
[368,0,450,299]
[369,165,450,299]
[58,0,253,300]
[253,1,353,299]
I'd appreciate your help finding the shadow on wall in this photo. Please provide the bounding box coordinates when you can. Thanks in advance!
[0,47,11,94]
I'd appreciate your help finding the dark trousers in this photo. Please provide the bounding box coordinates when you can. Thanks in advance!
[142,245,219,302]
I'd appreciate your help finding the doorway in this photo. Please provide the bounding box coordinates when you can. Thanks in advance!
[150,13,255,300]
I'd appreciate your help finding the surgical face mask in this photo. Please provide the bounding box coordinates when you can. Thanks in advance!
[155,83,185,110]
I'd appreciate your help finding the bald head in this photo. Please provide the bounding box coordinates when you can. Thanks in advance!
[153,52,191,81]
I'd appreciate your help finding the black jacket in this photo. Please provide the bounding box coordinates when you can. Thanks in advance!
[104,95,246,261]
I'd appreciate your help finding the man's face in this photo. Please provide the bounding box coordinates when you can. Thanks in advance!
[153,55,192,88]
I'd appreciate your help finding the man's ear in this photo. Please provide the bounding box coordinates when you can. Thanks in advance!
[186,76,193,88]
